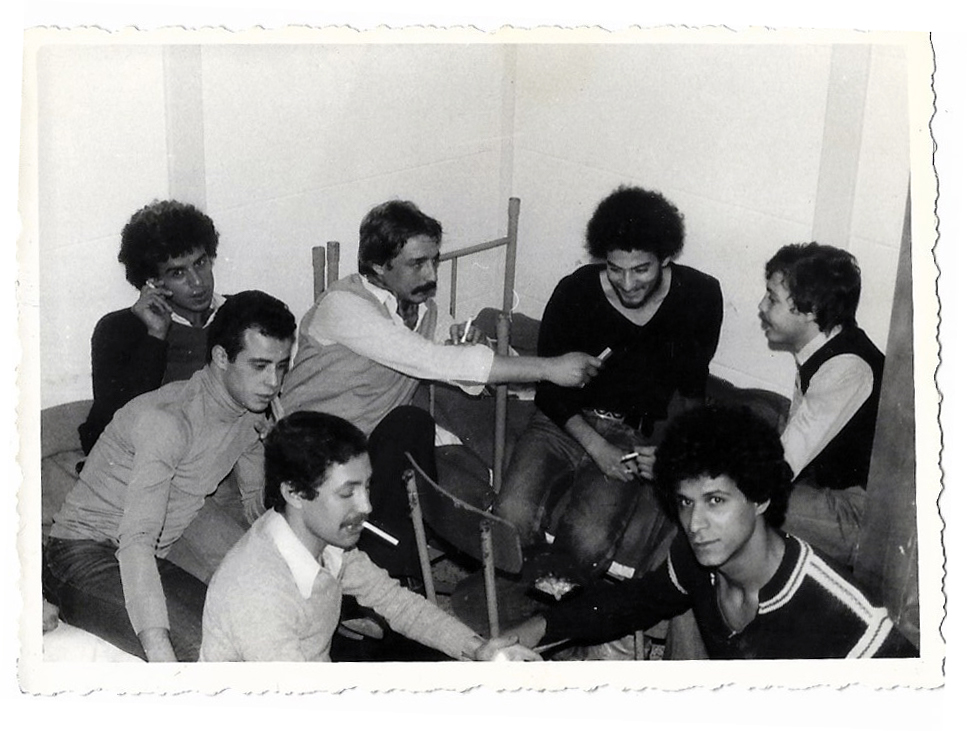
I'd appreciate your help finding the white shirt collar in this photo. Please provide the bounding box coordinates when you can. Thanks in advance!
[170,292,225,328]
[795,324,842,366]
[359,277,428,329]
[263,510,345,600]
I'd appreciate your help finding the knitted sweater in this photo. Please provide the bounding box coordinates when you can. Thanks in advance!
[200,511,483,661]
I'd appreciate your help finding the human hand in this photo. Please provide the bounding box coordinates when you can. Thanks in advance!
[131,281,174,340]
[448,321,486,345]
[473,634,542,662]
[546,352,601,388]
[629,445,656,480]
[590,441,639,482]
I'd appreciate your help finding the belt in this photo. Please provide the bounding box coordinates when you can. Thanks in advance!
[587,408,653,434]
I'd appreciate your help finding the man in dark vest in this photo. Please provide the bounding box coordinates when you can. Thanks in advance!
[757,243,884,566]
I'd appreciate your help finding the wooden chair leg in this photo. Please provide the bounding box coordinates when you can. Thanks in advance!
[404,467,437,605]
[480,520,500,639]
[634,629,646,660]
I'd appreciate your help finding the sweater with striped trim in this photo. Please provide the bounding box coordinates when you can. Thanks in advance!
[542,532,916,659]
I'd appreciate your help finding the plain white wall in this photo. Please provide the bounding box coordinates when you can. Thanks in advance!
[509,42,911,395]
[33,40,915,408]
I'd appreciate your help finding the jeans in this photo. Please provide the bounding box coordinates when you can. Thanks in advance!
[43,537,207,662]
[494,410,670,582]
[782,482,867,568]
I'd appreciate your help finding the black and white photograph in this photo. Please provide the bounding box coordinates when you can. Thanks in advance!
[9,4,960,720]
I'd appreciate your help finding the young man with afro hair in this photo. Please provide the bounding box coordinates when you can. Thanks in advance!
[507,404,916,659]
[494,185,723,585]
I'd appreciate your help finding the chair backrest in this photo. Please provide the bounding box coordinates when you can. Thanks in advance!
[311,241,341,299]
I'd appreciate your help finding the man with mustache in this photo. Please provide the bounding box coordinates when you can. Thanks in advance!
[507,405,916,659]
[757,243,884,566]
[44,291,296,662]
[79,200,223,455]
[493,186,723,587]
[281,199,601,583]
[201,411,539,662]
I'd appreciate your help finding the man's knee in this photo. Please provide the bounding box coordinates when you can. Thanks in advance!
[374,405,435,440]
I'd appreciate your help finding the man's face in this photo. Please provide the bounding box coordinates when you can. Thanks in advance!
[675,474,767,572]
[152,246,215,318]
[216,328,293,413]
[758,272,816,353]
[605,249,670,309]
[374,235,441,304]
[298,454,373,550]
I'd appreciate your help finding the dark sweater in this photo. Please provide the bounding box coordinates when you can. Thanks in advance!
[535,263,723,434]
[797,325,885,489]
[78,308,211,454]
[542,532,917,659]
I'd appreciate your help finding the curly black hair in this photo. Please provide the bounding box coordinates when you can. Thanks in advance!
[765,243,861,333]
[585,186,685,261]
[118,200,219,288]
[263,411,369,513]
[654,404,793,528]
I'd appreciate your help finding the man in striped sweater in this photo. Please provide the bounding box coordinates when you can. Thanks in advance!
[507,405,916,659]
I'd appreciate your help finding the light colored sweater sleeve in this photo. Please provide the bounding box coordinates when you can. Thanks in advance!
[308,289,494,386]
[341,550,483,660]
[116,409,186,634]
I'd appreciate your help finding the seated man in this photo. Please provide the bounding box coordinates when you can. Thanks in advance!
[508,405,917,659]
[494,186,723,584]
[43,291,296,662]
[758,243,884,565]
[200,411,539,663]
[280,199,601,581]
[79,200,223,454]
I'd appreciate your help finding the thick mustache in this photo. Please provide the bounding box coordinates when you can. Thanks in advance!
[412,282,437,295]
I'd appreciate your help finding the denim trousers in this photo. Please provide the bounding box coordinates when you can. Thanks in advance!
[494,410,668,581]
[43,536,208,662]
[782,482,867,568]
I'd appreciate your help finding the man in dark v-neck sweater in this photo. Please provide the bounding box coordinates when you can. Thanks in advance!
[495,186,723,583]
[79,200,224,455]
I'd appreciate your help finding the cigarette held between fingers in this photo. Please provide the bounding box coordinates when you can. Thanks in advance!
[597,347,613,361]
[362,521,399,546]
[620,451,640,462]
[460,316,474,343]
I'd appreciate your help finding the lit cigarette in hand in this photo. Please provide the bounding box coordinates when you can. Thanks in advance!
[363,521,399,546]
[597,347,613,361]
[460,316,474,344]
[620,451,639,462]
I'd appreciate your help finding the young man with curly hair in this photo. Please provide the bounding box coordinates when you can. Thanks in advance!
[508,405,916,659]
[494,186,723,585]
[758,243,884,565]
[79,200,223,454]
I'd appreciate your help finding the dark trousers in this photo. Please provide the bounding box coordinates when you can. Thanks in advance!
[356,406,438,579]
[43,536,207,662]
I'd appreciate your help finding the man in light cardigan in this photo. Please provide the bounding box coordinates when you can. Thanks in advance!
[201,411,538,662]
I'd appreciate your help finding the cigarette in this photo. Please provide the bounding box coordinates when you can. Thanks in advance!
[362,521,399,546]
[597,347,613,361]
[460,316,474,344]
[620,451,639,462]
